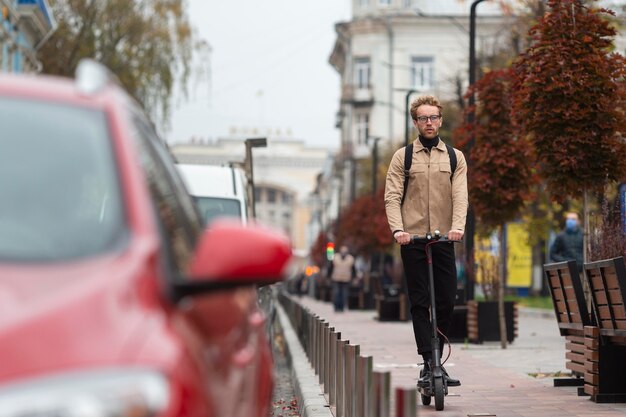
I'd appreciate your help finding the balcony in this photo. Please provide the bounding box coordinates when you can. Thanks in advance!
[16,0,55,44]
[341,84,374,106]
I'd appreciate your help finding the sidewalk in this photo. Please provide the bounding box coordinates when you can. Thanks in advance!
[289,295,626,417]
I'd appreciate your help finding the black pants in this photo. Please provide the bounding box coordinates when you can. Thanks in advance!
[401,242,457,356]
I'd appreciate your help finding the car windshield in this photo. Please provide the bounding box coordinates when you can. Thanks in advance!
[194,196,242,225]
[0,97,126,262]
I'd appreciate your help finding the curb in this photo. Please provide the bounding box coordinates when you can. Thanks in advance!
[276,302,333,417]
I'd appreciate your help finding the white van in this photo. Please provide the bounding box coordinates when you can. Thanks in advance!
[176,164,250,225]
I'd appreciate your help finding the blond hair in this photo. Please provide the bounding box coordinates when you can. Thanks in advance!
[410,95,443,121]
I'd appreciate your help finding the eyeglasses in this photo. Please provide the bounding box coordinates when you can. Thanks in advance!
[416,115,441,124]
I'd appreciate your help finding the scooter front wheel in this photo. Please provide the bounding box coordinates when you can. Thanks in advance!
[434,376,445,411]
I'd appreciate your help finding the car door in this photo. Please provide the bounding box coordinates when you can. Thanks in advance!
[130,114,268,417]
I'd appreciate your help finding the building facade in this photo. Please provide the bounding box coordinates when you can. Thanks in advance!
[329,0,625,208]
[1,0,55,73]
[170,138,334,256]
[329,0,510,206]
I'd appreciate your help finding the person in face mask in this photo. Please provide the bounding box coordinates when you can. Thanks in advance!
[549,212,584,271]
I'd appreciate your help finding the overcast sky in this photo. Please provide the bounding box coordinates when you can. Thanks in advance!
[167,0,352,149]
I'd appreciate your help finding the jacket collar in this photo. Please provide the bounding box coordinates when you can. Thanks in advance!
[413,136,446,153]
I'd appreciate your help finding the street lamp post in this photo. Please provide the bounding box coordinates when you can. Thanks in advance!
[464,0,487,300]
[367,137,381,196]
[404,89,418,146]
[244,137,267,219]
[468,0,487,131]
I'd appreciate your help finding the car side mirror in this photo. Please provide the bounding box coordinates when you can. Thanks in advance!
[173,219,291,298]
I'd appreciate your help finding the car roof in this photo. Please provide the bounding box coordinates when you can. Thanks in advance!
[176,164,245,200]
[0,72,125,110]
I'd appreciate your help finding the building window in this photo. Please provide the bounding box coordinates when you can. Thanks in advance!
[403,0,412,7]
[354,57,370,89]
[267,189,276,203]
[379,0,391,6]
[355,113,369,146]
[411,56,434,90]
[359,0,369,7]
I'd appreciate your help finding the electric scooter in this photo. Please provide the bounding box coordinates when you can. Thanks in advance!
[411,231,461,411]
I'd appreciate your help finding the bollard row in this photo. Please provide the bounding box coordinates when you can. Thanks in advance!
[277,292,417,417]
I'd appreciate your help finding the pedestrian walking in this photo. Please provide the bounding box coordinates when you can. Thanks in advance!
[549,212,584,270]
[328,245,356,312]
[384,95,468,388]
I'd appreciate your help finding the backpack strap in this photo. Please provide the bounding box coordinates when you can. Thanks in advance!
[400,142,457,207]
[446,144,457,180]
[401,144,413,206]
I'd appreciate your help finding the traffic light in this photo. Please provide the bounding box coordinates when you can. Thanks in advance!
[326,242,335,261]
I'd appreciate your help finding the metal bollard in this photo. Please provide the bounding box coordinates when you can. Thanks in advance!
[324,327,334,393]
[313,318,319,372]
[314,318,321,372]
[307,315,315,366]
[317,320,325,377]
[357,355,373,417]
[395,388,416,417]
[371,371,391,417]
[344,344,360,417]
[318,322,329,385]
[329,331,341,406]
[307,312,313,361]
[336,339,348,417]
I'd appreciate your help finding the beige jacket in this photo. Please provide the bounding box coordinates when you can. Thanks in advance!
[331,254,355,283]
[384,139,468,236]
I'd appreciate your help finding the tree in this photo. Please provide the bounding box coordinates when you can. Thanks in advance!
[457,68,535,348]
[310,231,328,268]
[460,68,536,232]
[335,188,392,256]
[511,0,626,258]
[39,0,205,124]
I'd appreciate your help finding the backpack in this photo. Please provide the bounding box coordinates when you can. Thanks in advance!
[400,143,457,206]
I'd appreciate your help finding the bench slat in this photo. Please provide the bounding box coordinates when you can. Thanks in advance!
[591,272,620,291]
[598,305,626,320]
[592,289,625,306]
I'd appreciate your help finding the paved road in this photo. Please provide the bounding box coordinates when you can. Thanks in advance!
[290,295,626,417]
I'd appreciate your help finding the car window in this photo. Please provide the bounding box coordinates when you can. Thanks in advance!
[194,196,242,225]
[130,115,202,273]
[0,98,126,262]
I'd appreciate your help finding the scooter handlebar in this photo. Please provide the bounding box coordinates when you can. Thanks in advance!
[410,234,462,244]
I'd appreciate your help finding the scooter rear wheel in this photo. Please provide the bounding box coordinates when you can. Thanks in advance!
[421,393,431,405]
[434,377,445,411]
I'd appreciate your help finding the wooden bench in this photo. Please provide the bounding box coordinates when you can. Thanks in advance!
[582,256,626,403]
[543,260,590,389]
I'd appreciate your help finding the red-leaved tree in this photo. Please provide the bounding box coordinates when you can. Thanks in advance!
[511,0,626,197]
[335,188,392,255]
[310,231,328,267]
[457,68,535,348]
[511,0,626,260]
[459,68,536,229]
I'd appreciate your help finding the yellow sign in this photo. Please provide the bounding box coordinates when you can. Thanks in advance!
[474,234,497,284]
[473,223,532,288]
[506,223,532,287]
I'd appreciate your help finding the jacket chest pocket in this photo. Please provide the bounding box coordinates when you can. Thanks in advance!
[438,163,452,186]
[411,164,427,177]
[439,163,451,174]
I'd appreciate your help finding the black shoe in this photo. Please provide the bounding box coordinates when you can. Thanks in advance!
[442,367,461,387]
[418,362,431,388]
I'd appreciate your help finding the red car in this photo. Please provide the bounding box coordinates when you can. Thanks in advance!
[0,60,291,416]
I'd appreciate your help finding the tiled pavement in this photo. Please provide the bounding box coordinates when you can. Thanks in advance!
[290,295,626,417]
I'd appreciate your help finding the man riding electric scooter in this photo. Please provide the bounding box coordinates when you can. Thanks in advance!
[384,95,468,410]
